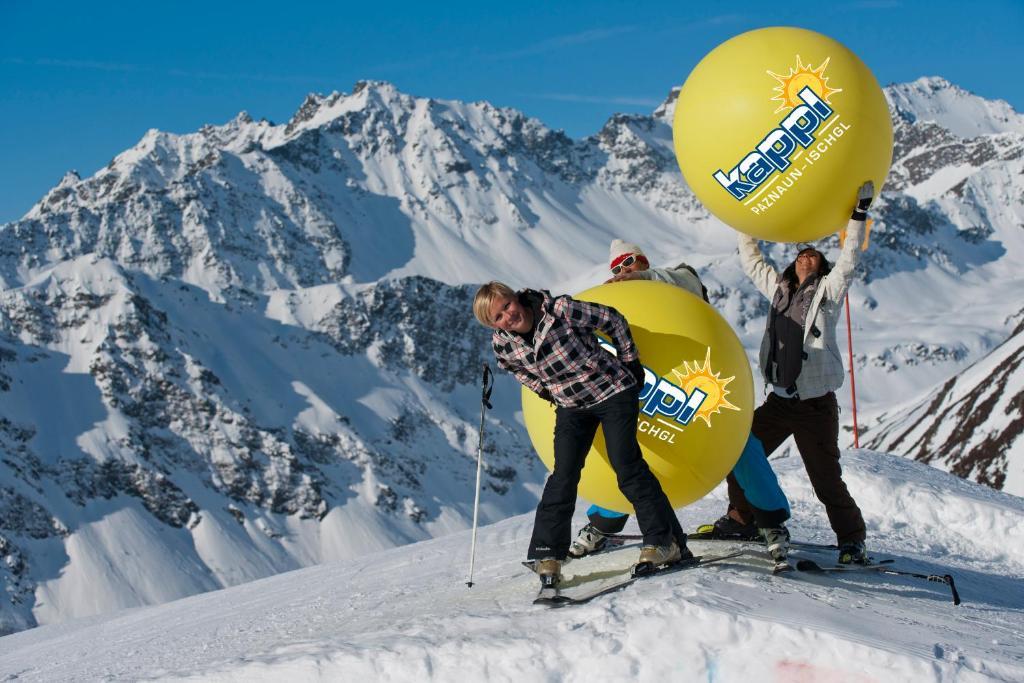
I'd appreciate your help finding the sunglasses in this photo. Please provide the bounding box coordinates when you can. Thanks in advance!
[611,255,637,275]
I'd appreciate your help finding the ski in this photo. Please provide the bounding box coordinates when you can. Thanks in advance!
[795,559,962,606]
[687,525,761,543]
[690,527,838,550]
[532,550,742,607]
[534,581,560,603]
[795,558,895,572]
[604,533,803,573]
[609,530,839,551]
[524,539,639,571]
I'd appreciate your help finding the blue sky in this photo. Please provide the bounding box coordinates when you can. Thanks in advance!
[1,0,1021,223]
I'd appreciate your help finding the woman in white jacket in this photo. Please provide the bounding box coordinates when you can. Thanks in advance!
[724,181,875,564]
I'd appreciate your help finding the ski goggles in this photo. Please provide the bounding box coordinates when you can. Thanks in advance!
[610,255,638,275]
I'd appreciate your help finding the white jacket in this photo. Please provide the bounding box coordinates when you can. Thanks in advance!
[637,263,705,299]
[739,220,864,399]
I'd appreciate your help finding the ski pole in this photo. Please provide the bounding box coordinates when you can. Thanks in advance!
[845,293,860,448]
[874,567,962,606]
[839,219,869,449]
[466,363,494,588]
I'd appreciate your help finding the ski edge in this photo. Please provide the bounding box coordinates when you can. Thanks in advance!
[795,558,962,606]
[533,550,743,608]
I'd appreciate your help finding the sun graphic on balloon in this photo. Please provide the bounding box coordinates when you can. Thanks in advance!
[767,55,842,113]
[670,348,739,427]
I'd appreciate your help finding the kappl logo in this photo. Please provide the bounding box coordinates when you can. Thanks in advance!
[712,56,849,215]
[600,340,739,443]
[712,87,833,199]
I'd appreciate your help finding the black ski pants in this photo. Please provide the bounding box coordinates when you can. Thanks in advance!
[527,385,685,559]
[726,391,866,545]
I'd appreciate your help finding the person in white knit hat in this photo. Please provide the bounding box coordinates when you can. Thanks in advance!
[606,239,707,299]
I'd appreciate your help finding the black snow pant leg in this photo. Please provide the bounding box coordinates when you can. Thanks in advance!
[792,393,866,545]
[526,404,598,560]
[597,388,685,548]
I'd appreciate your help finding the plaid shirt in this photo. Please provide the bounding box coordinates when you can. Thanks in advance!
[491,290,639,408]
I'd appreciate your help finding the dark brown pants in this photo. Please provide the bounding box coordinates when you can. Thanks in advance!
[726,392,866,545]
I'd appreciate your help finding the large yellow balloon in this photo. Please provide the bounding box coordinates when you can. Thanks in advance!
[522,281,753,512]
[673,27,893,243]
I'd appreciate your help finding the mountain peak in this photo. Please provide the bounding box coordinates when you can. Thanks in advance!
[652,86,680,122]
[908,75,956,91]
[349,80,411,114]
[885,76,1024,138]
[281,81,412,138]
[352,79,399,96]
[57,170,81,188]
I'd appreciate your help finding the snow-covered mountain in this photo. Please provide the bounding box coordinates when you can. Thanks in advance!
[0,75,1021,635]
[864,311,1024,494]
[886,76,1024,138]
[1,451,1021,681]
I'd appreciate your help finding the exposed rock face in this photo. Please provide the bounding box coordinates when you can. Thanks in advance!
[865,314,1024,492]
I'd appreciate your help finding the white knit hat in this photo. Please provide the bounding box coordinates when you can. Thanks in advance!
[609,239,645,268]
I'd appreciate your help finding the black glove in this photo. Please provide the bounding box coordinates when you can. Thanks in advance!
[625,358,646,388]
[851,180,874,221]
[537,388,554,404]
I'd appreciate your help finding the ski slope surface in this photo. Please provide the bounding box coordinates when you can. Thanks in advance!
[1,449,1021,682]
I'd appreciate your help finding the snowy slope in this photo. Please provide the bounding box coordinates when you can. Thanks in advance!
[0,76,1022,635]
[864,313,1024,495]
[0,261,544,633]
[0,450,1021,682]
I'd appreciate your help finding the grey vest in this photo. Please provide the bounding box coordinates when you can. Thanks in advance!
[767,274,821,389]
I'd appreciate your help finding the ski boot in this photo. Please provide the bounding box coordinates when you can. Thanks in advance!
[838,541,869,565]
[633,541,691,577]
[534,558,563,588]
[693,513,760,541]
[760,526,792,573]
[569,523,608,558]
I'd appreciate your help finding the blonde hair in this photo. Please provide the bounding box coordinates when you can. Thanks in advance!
[473,281,516,328]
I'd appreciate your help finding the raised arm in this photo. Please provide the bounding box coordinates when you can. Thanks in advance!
[738,233,779,299]
[822,181,874,302]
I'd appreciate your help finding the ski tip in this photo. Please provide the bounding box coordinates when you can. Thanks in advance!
[631,561,656,578]
[795,559,824,572]
[533,595,571,607]
[690,524,716,538]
